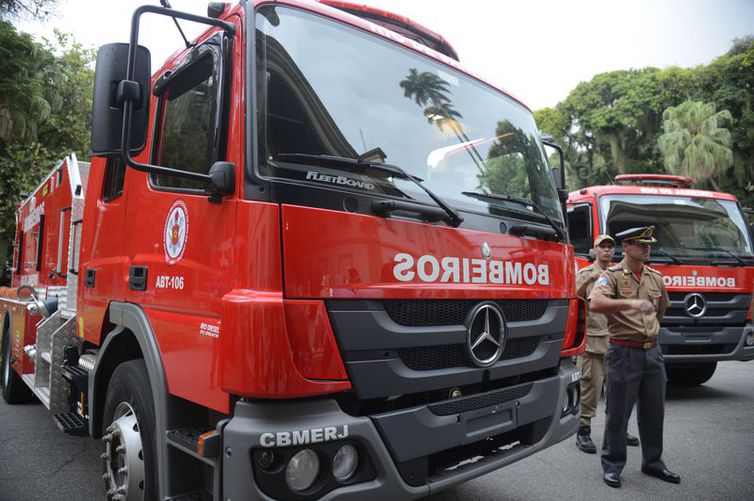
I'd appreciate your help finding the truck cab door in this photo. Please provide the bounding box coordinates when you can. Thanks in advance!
[566,202,593,260]
[123,26,241,413]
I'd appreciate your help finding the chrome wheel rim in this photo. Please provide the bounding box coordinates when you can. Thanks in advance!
[102,402,145,501]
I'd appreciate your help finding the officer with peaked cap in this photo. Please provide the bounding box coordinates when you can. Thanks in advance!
[574,234,639,453]
[589,226,680,488]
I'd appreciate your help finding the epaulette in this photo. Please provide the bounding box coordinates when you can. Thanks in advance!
[577,266,591,274]
[607,265,623,272]
[644,265,662,275]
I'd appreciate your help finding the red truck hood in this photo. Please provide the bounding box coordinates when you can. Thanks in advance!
[282,205,573,300]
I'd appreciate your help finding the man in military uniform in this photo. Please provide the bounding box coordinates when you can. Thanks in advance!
[575,235,640,453]
[589,226,680,488]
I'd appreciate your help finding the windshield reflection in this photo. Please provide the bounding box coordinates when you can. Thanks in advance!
[255,5,563,226]
[601,195,753,258]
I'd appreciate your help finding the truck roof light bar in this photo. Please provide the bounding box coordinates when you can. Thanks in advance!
[614,174,694,188]
[318,0,460,61]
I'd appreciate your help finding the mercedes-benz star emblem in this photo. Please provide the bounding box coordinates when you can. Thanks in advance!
[481,242,492,259]
[684,293,706,318]
[465,302,506,367]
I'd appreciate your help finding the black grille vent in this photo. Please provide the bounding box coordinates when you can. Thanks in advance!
[668,292,739,302]
[661,344,736,356]
[399,337,540,371]
[384,299,548,326]
[428,383,533,416]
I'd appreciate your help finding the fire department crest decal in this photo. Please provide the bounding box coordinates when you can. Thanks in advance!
[164,200,189,265]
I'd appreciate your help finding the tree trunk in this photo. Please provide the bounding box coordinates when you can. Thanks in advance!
[605,131,626,174]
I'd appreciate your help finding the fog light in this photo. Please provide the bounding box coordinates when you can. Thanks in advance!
[332,444,358,482]
[257,450,276,470]
[285,449,319,492]
[746,333,754,347]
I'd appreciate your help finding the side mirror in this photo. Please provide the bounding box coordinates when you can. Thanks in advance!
[91,43,151,156]
[207,161,236,202]
[16,285,37,301]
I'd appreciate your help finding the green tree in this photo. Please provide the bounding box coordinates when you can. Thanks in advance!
[658,100,733,189]
[0,0,57,19]
[535,36,754,202]
[0,23,94,267]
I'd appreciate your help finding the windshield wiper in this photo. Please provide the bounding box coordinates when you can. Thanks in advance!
[685,246,747,266]
[275,153,463,227]
[461,191,565,242]
[650,247,683,265]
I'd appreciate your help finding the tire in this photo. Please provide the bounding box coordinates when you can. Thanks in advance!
[1,318,33,404]
[102,359,158,501]
[666,362,717,387]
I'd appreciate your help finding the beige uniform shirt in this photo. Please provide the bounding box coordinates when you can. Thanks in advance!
[576,263,610,354]
[588,259,670,343]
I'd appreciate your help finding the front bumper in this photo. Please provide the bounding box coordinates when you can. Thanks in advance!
[660,323,754,363]
[221,359,580,500]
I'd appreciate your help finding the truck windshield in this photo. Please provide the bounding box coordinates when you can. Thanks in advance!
[600,194,754,261]
[254,5,563,227]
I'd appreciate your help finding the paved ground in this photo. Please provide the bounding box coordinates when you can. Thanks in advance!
[1,361,753,500]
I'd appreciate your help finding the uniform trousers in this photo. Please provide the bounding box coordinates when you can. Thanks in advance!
[601,344,666,474]
[577,349,606,427]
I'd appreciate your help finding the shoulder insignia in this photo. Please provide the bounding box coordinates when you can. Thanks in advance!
[644,265,662,275]
[596,275,609,286]
[577,266,592,274]
[607,265,622,272]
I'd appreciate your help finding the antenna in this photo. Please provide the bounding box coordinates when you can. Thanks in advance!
[160,0,192,48]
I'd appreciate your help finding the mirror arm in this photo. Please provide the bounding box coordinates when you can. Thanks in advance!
[542,139,565,189]
[119,5,236,188]
[542,138,568,234]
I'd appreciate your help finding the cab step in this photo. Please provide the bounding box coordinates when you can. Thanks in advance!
[167,428,203,452]
[60,362,88,386]
[167,428,221,465]
[165,491,212,501]
[53,412,88,436]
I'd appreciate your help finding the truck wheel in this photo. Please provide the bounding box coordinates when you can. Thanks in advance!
[102,359,157,501]
[1,320,32,404]
[666,362,717,387]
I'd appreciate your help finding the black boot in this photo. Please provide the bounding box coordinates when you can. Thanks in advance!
[626,432,640,447]
[576,425,597,454]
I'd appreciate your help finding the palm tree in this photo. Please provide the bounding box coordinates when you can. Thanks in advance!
[399,68,452,109]
[400,68,485,172]
[657,100,733,189]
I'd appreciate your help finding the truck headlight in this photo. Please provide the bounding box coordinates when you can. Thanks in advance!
[285,449,320,492]
[332,444,358,482]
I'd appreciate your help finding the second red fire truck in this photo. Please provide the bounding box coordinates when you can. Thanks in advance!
[569,174,754,385]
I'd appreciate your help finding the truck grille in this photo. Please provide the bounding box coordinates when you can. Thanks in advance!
[662,292,750,328]
[384,299,548,326]
[427,383,533,416]
[399,337,540,371]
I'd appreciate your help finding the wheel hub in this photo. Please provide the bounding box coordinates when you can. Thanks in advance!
[102,402,145,501]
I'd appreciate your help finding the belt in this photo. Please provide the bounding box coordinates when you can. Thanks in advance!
[609,338,657,350]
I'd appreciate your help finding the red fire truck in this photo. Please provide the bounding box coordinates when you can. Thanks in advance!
[1,1,585,499]
[569,174,754,385]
